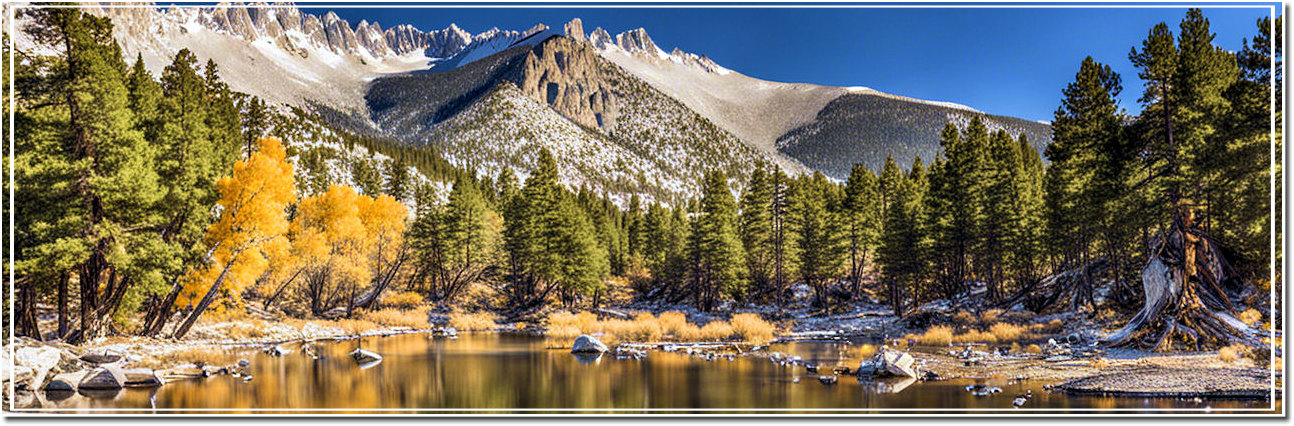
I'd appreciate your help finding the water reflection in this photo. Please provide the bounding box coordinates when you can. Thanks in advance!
[20,334,1279,414]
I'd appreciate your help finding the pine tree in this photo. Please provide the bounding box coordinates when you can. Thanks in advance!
[789,172,846,309]
[878,161,926,316]
[739,163,775,300]
[690,171,747,310]
[842,163,882,295]
[980,130,1025,301]
[18,8,164,341]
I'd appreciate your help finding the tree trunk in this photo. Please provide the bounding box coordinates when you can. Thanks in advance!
[1100,223,1265,350]
[173,255,240,339]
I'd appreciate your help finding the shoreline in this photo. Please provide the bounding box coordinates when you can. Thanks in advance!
[3,312,1281,406]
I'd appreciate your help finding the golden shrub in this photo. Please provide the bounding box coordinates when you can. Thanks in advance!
[449,311,498,331]
[382,291,424,309]
[730,313,777,345]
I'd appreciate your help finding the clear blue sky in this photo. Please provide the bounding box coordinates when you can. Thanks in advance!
[316,4,1280,122]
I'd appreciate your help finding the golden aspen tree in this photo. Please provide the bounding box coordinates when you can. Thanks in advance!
[173,137,296,337]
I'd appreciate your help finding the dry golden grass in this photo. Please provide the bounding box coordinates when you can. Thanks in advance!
[907,326,955,346]
[1090,357,1110,368]
[988,322,1029,341]
[953,311,975,325]
[331,318,385,335]
[1237,308,1264,327]
[134,346,245,370]
[953,329,998,344]
[362,307,430,328]
[449,311,498,331]
[1218,343,1251,363]
[1045,319,1065,332]
[382,291,425,309]
[1024,344,1043,354]
[980,309,1004,324]
[544,311,774,344]
[698,321,736,341]
[729,313,776,345]
[224,320,272,340]
[1010,342,1022,353]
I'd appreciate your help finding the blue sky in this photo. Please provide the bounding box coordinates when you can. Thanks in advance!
[316,4,1280,122]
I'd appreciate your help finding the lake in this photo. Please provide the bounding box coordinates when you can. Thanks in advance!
[23,333,1279,414]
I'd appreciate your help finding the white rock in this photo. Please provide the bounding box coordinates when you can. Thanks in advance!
[570,335,609,354]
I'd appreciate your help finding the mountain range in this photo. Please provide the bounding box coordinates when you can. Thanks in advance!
[19,2,1053,202]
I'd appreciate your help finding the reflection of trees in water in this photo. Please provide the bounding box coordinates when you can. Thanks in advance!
[27,334,1271,412]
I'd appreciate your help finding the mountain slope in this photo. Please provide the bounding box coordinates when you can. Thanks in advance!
[584,26,1052,177]
[776,93,1053,179]
[365,33,774,203]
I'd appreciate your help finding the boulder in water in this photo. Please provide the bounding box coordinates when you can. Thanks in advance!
[570,335,609,354]
[43,371,86,392]
[78,365,127,390]
[123,368,163,388]
[869,347,918,379]
[349,348,382,365]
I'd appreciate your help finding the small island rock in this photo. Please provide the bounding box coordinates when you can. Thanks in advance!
[571,335,609,354]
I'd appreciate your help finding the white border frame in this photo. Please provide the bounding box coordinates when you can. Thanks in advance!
[1,0,1285,416]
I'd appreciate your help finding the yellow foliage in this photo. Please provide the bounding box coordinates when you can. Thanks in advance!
[290,184,408,311]
[953,311,975,325]
[178,137,297,309]
[382,291,424,309]
[449,311,497,331]
[730,313,776,345]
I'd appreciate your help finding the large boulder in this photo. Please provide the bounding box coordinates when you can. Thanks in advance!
[123,368,163,388]
[78,365,127,390]
[866,348,918,379]
[15,346,62,388]
[44,371,87,392]
[570,335,609,354]
[80,349,123,364]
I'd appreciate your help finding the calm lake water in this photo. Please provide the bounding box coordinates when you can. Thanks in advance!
[24,333,1280,414]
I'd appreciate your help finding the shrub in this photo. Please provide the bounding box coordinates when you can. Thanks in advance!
[382,292,424,310]
[698,321,735,341]
[953,311,975,325]
[988,322,1029,342]
[1218,344,1251,363]
[1024,344,1043,354]
[659,312,690,337]
[730,313,777,345]
[1237,308,1263,327]
[450,311,498,331]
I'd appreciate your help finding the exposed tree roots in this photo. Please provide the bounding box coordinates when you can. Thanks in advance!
[1100,223,1267,351]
